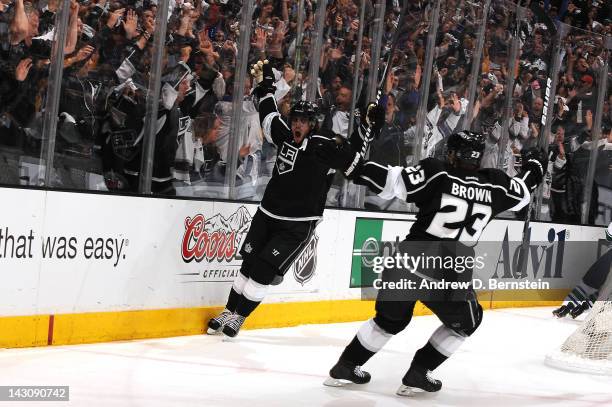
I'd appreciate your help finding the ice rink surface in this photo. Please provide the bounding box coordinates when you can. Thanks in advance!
[2,306,611,407]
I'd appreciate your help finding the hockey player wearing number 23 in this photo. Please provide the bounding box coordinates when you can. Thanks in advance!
[206,61,383,338]
[314,129,548,395]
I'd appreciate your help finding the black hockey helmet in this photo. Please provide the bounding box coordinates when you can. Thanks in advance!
[290,100,319,128]
[446,131,485,167]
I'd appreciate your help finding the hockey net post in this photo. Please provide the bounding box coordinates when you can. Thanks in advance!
[545,268,612,375]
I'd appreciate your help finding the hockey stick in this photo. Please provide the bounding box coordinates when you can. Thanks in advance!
[376,1,409,104]
[516,2,560,277]
[356,0,409,157]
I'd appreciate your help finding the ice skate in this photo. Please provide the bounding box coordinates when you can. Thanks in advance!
[323,360,371,386]
[569,302,590,319]
[222,314,246,338]
[396,364,442,396]
[207,309,234,335]
[552,303,574,318]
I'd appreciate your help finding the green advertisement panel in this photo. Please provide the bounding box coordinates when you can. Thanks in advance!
[350,218,383,288]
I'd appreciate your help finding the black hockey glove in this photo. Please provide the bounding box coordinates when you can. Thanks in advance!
[366,103,385,135]
[521,146,548,186]
[313,136,364,178]
[252,60,276,98]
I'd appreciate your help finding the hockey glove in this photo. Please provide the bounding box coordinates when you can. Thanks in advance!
[521,146,548,185]
[366,102,385,135]
[251,59,276,98]
[314,136,363,178]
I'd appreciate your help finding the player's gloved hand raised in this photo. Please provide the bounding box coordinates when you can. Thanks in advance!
[313,135,363,178]
[521,146,548,183]
[522,147,548,173]
[251,59,276,98]
[366,103,385,135]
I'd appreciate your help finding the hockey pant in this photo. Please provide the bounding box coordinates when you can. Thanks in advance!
[226,209,316,317]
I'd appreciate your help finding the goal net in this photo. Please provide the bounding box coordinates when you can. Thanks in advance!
[545,268,612,375]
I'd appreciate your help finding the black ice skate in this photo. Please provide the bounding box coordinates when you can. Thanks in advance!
[569,302,590,319]
[207,309,234,334]
[222,314,246,338]
[323,360,371,386]
[396,364,442,396]
[552,303,575,318]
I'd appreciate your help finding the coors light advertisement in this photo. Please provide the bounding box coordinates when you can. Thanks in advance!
[178,205,319,286]
[180,205,252,282]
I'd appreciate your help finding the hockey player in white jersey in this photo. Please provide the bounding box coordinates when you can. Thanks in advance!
[314,130,547,395]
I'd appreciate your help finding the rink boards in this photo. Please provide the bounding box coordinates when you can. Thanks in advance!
[0,187,607,348]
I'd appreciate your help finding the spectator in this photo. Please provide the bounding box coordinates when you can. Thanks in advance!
[322,83,353,138]
[0,0,608,226]
[549,125,581,223]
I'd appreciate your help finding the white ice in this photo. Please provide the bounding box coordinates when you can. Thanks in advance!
[1,307,611,407]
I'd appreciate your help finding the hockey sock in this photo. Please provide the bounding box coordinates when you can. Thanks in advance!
[566,281,599,308]
[339,336,376,366]
[339,319,392,365]
[226,272,249,312]
[412,325,467,371]
[234,278,269,318]
[235,295,261,317]
[225,288,241,312]
[412,342,448,371]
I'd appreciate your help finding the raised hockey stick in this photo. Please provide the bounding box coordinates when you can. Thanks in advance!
[516,2,560,277]
[376,1,409,104]
[356,0,409,157]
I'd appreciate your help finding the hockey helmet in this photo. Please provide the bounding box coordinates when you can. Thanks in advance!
[289,101,319,128]
[446,131,485,166]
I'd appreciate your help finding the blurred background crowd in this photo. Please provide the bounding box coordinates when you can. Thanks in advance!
[0,0,610,225]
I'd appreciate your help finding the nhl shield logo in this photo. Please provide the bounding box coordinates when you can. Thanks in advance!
[277,143,299,174]
[293,234,318,285]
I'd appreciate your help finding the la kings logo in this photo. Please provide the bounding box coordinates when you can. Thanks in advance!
[277,142,299,174]
[177,116,192,147]
[293,234,318,285]
[178,116,191,135]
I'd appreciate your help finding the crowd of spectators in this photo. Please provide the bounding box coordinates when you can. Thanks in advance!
[368,0,611,223]
[0,0,610,223]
